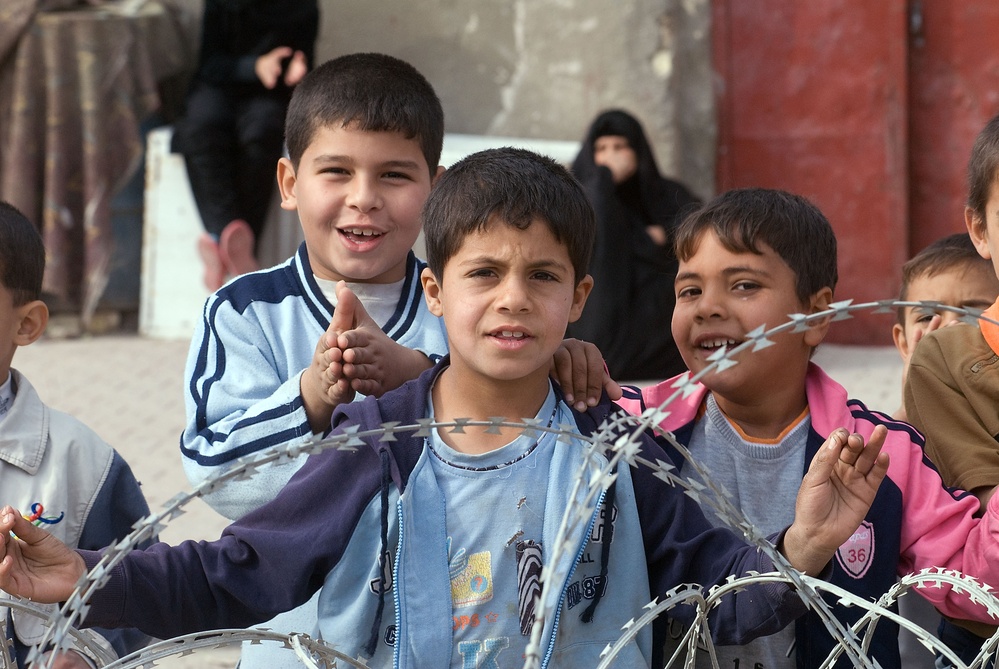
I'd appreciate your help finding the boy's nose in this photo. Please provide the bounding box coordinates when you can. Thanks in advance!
[693,288,726,321]
[496,276,531,312]
[346,177,382,212]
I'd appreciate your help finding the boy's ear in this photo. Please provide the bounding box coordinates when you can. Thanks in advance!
[432,165,446,185]
[15,300,48,347]
[421,267,443,317]
[802,286,834,347]
[966,206,991,259]
[276,158,298,211]
[891,321,911,363]
[567,274,595,323]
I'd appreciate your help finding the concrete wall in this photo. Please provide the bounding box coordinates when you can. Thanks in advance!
[164,0,715,199]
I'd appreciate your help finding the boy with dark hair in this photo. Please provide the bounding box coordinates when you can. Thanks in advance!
[182,53,448,522]
[0,201,152,667]
[905,112,999,667]
[618,187,999,668]
[0,150,889,668]
[181,53,610,668]
[892,232,999,403]
[889,231,999,668]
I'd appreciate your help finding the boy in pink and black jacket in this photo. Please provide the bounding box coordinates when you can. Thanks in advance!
[618,188,999,669]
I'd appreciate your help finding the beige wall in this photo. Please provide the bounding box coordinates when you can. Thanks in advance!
[165,0,715,198]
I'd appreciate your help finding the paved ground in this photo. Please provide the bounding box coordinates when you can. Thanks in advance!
[12,332,903,668]
[16,334,239,668]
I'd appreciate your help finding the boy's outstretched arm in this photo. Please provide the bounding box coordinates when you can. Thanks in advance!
[781,426,890,575]
[0,507,84,604]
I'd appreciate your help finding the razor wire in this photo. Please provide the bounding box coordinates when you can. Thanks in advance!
[11,299,999,668]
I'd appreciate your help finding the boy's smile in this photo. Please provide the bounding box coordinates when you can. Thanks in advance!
[277,125,441,284]
[672,231,830,436]
[422,220,592,408]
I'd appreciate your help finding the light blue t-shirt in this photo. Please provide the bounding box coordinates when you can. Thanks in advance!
[427,384,563,668]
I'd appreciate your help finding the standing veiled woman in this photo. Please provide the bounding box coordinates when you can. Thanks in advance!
[568,109,701,381]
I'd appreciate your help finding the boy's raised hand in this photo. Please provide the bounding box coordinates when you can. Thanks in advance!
[331,282,433,397]
[781,426,889,576]
[301,283,433,433]
[302,290,356,433]
[899,313,943,394]
[551,338,622,412]
[0,506,84,604]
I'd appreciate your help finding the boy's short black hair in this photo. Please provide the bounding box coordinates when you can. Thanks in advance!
[896,232,994,324]
[967,112,999,229]
[284,52,444,173]
[675,188,838,303]
[423,147,595,283]
[0,201,45,306]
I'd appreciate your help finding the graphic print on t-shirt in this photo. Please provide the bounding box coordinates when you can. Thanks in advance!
[450,538,494,607]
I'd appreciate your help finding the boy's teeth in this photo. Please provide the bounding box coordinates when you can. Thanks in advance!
[703,338,736,348]
[500,330,525,338]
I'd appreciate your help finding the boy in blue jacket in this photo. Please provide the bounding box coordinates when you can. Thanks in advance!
[181,51,611,669]
[182,52,611,523]
[0,149,888,668]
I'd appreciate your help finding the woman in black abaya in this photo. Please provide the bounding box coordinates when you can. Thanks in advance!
[568,109,701,381]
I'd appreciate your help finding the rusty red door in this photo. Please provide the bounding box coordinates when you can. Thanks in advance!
[713,0,999,345]
[908,1,999,255]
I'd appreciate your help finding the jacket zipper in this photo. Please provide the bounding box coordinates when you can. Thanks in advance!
[540,488,607,669]
[972,354,999,373]
[392,500,405,669]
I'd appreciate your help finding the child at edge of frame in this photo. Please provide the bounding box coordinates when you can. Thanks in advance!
[891,231,999,669]
[0,149,890,668]
[904,112,999,669]
[616,187,999,669]
[0,201,154,668]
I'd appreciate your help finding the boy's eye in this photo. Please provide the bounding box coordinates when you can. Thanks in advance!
[531,271,558,282]
[733,280,760,292]
[469,268,497,279]
[676,286,700,299]
[383,171,412,180]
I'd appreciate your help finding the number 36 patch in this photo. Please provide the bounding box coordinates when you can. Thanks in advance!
[835,520,875,579]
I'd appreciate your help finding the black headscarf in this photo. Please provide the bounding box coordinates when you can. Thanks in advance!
[572,109,700,232]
